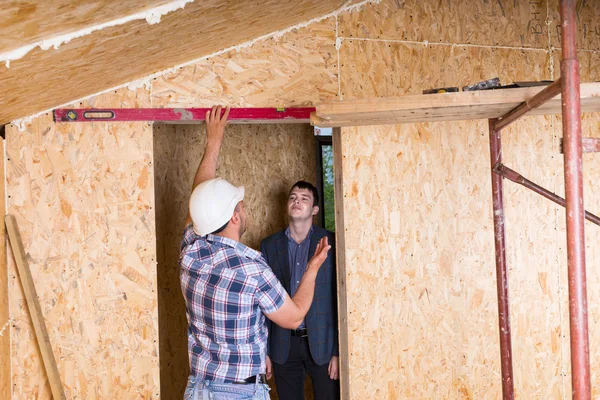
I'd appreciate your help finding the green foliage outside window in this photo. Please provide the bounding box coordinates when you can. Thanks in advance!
[322,145,335,232]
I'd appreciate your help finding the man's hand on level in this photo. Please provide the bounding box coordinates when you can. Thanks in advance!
[205,105,230,146]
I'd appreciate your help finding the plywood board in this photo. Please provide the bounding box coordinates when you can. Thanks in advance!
[579,113,600,399]
[338,117,567,399]
[553,50,600,83]
[5,215,66,400]
[500,116,565,399]
[338,40,551,100]
[151,18,338,108]
[153,123,316,399]
[0,0,347,124]
[339,122,501,399]
[338,0,549,48]
[0,0,172,53]
[6,87,160,399]
[548,0,600,51]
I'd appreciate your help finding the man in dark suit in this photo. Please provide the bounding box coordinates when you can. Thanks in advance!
[260,181,339,400]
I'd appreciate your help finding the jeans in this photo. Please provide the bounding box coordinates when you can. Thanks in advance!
[184,375,271,400]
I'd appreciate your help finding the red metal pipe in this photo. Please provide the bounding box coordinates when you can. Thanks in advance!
[493,164,600,227]
[493,78,562,131]
[560,0,591,399]
[488,119,514,400]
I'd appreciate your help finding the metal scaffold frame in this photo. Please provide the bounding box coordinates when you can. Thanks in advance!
[488,1,592,398]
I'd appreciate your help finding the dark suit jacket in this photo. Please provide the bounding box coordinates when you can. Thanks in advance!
[260,226,339,366]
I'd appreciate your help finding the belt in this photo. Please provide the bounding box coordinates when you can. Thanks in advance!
[291,328,308,337]
[232,374,267,385]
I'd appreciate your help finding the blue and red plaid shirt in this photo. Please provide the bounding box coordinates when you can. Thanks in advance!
[179,224,287,382]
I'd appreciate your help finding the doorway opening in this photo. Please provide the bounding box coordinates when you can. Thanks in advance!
[153,123,337,399]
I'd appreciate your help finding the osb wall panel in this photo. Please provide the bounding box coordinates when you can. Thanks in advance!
[549,0,600,51]
[153,123,316,399]
[151,18,338,108]
[338,0,549,48]
[6,88,160,399]
[338,115,569,399]
[338,123,497,398]
[339,40,550,99]
[500,116,565,398]
[580,115,600,397]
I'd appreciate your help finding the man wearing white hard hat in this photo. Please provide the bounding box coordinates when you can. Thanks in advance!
[180,105,331,400]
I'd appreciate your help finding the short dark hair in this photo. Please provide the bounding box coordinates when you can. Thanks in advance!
[210,221,229,235]
[210,202,242,235]
[289,181,319,207]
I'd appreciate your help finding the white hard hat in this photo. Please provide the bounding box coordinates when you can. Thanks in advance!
[189,178,245,236]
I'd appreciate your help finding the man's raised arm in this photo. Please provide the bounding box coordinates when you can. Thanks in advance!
[185,105,230,226]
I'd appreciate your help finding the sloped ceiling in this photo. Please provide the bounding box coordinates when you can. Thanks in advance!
[0,1,174,53]
[0,0,347,124]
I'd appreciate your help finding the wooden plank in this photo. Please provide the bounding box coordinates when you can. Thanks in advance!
[332,127,351,400]
[0,138,9,400]
[313,83,600,127]
[5,215,66,400]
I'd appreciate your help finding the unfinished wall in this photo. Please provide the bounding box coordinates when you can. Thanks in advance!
[5,0,600,399]
[153,123,316,399]
[333,0,600,399]
[6,88,159,399]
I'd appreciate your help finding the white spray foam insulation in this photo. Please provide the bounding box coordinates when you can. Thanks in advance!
[11,0,382,131]
[0,0,196,67]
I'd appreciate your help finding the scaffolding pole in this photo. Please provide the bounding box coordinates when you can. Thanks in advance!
[487,1,591,398]
[560,0,591,398]
[488,119,514,400]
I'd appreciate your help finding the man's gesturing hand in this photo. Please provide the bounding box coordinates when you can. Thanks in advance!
[205,105,230,145]
[307,237,331,272]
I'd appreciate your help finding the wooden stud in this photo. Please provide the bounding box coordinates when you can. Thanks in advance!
[0,138,9,400]
[5,215,66,400]
[332,127,350,400]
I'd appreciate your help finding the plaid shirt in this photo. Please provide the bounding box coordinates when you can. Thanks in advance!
[179,224,287,382]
